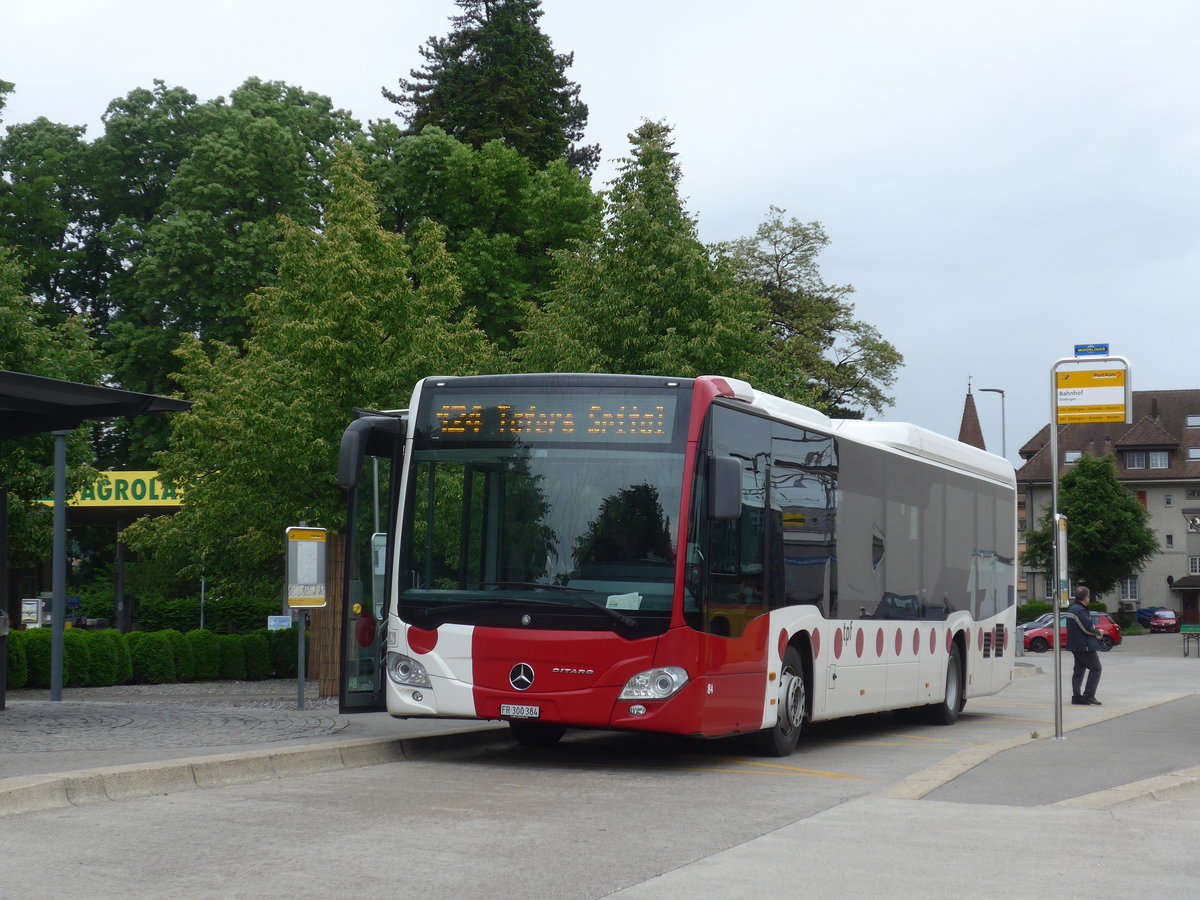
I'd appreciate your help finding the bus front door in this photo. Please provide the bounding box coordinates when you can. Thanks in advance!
[338,413,404,712]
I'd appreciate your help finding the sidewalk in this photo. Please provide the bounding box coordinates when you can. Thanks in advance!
[0,678,505,816]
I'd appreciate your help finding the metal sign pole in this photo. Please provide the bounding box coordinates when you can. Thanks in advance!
[1049,348,1132,739]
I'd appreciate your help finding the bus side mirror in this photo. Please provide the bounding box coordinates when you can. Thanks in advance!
[709,456,743,520]
[337,415,405,490]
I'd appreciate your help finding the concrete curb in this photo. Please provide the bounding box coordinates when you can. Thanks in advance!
[867,693,1190,802]
[1053,763,1200,809]
[0,725,507,818]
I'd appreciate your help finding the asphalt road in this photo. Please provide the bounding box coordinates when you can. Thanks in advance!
[1,632,1198,899]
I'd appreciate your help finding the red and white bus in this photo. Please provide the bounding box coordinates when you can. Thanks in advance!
[337,373,1016,755]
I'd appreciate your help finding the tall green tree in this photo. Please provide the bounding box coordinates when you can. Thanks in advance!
[0,246,101,565]
[384,0,599,175]
[360,123,599,347]
[517,121,777,387]
[1021,453,1158,600]
[724,208,902,417]
[123,147,498,594]
[102,78,362,464]
[0,117,95,322]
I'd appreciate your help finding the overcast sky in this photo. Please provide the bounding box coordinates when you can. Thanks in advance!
[5,0,1198,464]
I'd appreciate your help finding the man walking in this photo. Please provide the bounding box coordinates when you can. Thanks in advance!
[1065,585,1103,705]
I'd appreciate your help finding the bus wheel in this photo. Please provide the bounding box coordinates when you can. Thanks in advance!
[756,646,806,757]
[508,721,566,748]
[928,643,964,725]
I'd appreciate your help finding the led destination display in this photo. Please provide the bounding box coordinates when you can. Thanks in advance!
[425,392,679,443]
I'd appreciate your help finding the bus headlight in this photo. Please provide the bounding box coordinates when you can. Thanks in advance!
[387,652,432,688]
[618,666,689,700]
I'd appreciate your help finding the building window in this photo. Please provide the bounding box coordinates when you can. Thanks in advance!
[1166,494,1173,507]
[1121,577,1138,602]
[1150,451,1169,469]
[1064,451,1082,465]
[1190,490,1200,500]
[1166,534,1174,548]
[1190,448,1200,462]
[1125,451,1145,469]
[1044,579,1055,600]
[1188,415,1200,428]
[1191,557,1200,575]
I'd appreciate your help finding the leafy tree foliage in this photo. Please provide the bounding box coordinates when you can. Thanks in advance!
[0,117,94,321]
[0,246,100,565]
[123,148,498,594]
[361,123,599,347]
[518,121,775,386]
[1021,453,1158,600]
[724,208,902,417]
[384,0,599,175]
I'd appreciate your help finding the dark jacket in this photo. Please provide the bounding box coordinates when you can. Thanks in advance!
[1064,601,1102,652]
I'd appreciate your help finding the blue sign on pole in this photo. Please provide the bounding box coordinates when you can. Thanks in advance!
[1074,343,1109,357]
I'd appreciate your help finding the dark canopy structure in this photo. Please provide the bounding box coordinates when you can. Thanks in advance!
[1,369,191,702]
[0,370,190,439]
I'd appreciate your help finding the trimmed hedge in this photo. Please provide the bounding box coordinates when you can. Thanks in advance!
[5,629,29,689]
[217,634,247,680]
[130,631,176,684]
[85,629,121,687]
[243,632,272,680]
[62,628,92,687]
[6,624,304,688]
[187,629,223,680]
[161,629,196,682]
[23,628,62,688]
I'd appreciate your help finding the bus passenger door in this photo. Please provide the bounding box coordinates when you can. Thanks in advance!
[337,413,404,712]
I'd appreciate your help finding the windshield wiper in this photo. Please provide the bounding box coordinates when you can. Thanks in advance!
[478,580,587,593]
[408,593,637,631]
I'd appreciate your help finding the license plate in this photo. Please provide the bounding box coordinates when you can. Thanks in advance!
[500,704,540,719]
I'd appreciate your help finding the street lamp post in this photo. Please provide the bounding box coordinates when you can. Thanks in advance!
[979,388,1006,460]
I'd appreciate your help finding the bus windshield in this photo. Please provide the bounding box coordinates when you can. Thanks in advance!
[399,386,689,635]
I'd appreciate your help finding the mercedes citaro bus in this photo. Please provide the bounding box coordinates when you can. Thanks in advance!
[337,373,1016,756]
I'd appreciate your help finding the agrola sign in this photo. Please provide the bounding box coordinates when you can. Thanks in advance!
[40,470,182,509]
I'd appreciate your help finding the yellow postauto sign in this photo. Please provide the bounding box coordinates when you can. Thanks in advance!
[41,471,182,508]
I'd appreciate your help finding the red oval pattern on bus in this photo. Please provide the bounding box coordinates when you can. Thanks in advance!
[408,626,438,655]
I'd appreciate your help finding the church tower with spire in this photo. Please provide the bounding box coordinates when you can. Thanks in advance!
[957,380,987,451]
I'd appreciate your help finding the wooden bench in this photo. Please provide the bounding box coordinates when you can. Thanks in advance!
[1182,624,1200,657]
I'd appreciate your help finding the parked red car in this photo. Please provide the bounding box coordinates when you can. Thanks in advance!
[1149,609,1181,633]
[1023,612,1123,652]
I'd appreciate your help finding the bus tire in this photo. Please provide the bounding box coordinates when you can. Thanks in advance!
[928,643,964,726]
[508,721,567,748]
[755,645,806,757]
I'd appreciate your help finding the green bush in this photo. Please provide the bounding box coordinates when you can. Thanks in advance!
[1017,601,1053,624]
[108,629,134,683]
[73,584,116,622]
[242,632,272,680]
[23,628,63,688]
[267,627,299,678]
[85,629,121,686]
[130,631,175,684]
[186,629,222,680]
[62,628,92,687]
[161,629,195,682]
[5,629,28,689]
[217,634,246,680]
[134,594,281,635]
[134,595,198,633]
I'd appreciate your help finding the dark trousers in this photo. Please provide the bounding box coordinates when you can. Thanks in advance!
[1071,650,1102,698]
